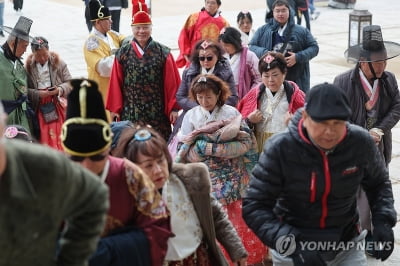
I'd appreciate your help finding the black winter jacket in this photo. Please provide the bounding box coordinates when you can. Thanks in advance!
[242,110,396,249]
[333,67,400,164]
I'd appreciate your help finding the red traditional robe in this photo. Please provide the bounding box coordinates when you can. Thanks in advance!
[37,95,66,150]
[106,39,180,140]
[103,156,172,266]
[176,10,229,68]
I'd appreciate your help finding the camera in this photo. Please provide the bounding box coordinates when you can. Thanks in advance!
[273,42,294,57]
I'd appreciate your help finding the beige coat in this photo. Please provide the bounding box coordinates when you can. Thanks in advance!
[25,51,73,110]
[172,162,248,265]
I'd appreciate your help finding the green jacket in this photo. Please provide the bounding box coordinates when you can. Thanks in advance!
[0,140,109,266]
[0,51,30,132]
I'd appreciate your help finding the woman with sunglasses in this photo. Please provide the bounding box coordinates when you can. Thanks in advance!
[176,74,267,265]
[112,123,248,266]
[25,36,72,150]
[171,40,237,146]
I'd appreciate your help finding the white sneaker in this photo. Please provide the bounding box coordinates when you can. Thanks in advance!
[312,11,320,20]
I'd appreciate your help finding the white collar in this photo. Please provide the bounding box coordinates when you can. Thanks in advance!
[201,65,215,74]
[92,28,117,50]
[278,23,288,36]
[99,159,110,183]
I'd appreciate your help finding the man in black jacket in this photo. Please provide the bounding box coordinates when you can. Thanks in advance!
[243,83,396,265]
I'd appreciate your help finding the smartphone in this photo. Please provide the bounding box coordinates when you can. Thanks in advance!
[47,86,56,91]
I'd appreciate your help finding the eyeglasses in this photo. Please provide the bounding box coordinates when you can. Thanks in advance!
[69,154,107,162]
[273,8,289,14]
[199,56,214,62]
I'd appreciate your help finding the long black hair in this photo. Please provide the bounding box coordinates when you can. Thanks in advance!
[218,27,243,53]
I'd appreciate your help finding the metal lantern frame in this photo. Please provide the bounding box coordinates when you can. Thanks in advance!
[348,9,372,48]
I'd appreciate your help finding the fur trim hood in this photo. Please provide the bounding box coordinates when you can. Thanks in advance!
[171,162,211,195]
[25,51,61,74]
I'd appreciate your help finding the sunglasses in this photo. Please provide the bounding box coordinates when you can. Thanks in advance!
[70,154,107,162]
[199,56,214,61]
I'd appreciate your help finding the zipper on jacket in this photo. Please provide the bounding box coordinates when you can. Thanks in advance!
[319,151,332,229]
[310,171,316,203]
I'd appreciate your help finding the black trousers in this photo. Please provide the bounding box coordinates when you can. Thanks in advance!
[85,4,92,32]
[110,10,121,32]
[13,0,23,11]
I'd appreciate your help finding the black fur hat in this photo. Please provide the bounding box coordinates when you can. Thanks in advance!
[61,78,112,156]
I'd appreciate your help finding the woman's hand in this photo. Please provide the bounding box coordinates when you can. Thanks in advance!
[169,111,179,124]
[285,51,297,67]
[247,109,263,124]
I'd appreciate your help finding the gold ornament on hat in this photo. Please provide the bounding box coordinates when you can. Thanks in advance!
[97,7,105,19]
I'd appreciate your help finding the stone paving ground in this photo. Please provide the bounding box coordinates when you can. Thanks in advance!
[1,0,400,264]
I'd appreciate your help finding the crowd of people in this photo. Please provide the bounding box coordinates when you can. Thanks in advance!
[1,0,400,265]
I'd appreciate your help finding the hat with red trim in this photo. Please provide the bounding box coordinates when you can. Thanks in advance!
[131,0,152,25]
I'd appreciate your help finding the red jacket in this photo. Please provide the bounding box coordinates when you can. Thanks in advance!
[237,80,305,118]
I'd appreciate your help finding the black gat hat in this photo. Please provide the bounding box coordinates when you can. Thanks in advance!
[3,16,34,42]
[345,25,400,62]
[305,83,352,122]
[61,79,112,156]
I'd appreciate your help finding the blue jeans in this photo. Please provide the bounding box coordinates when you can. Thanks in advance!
[0,2,4,30]
[309,0,316,13]
[13,0,23,11]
